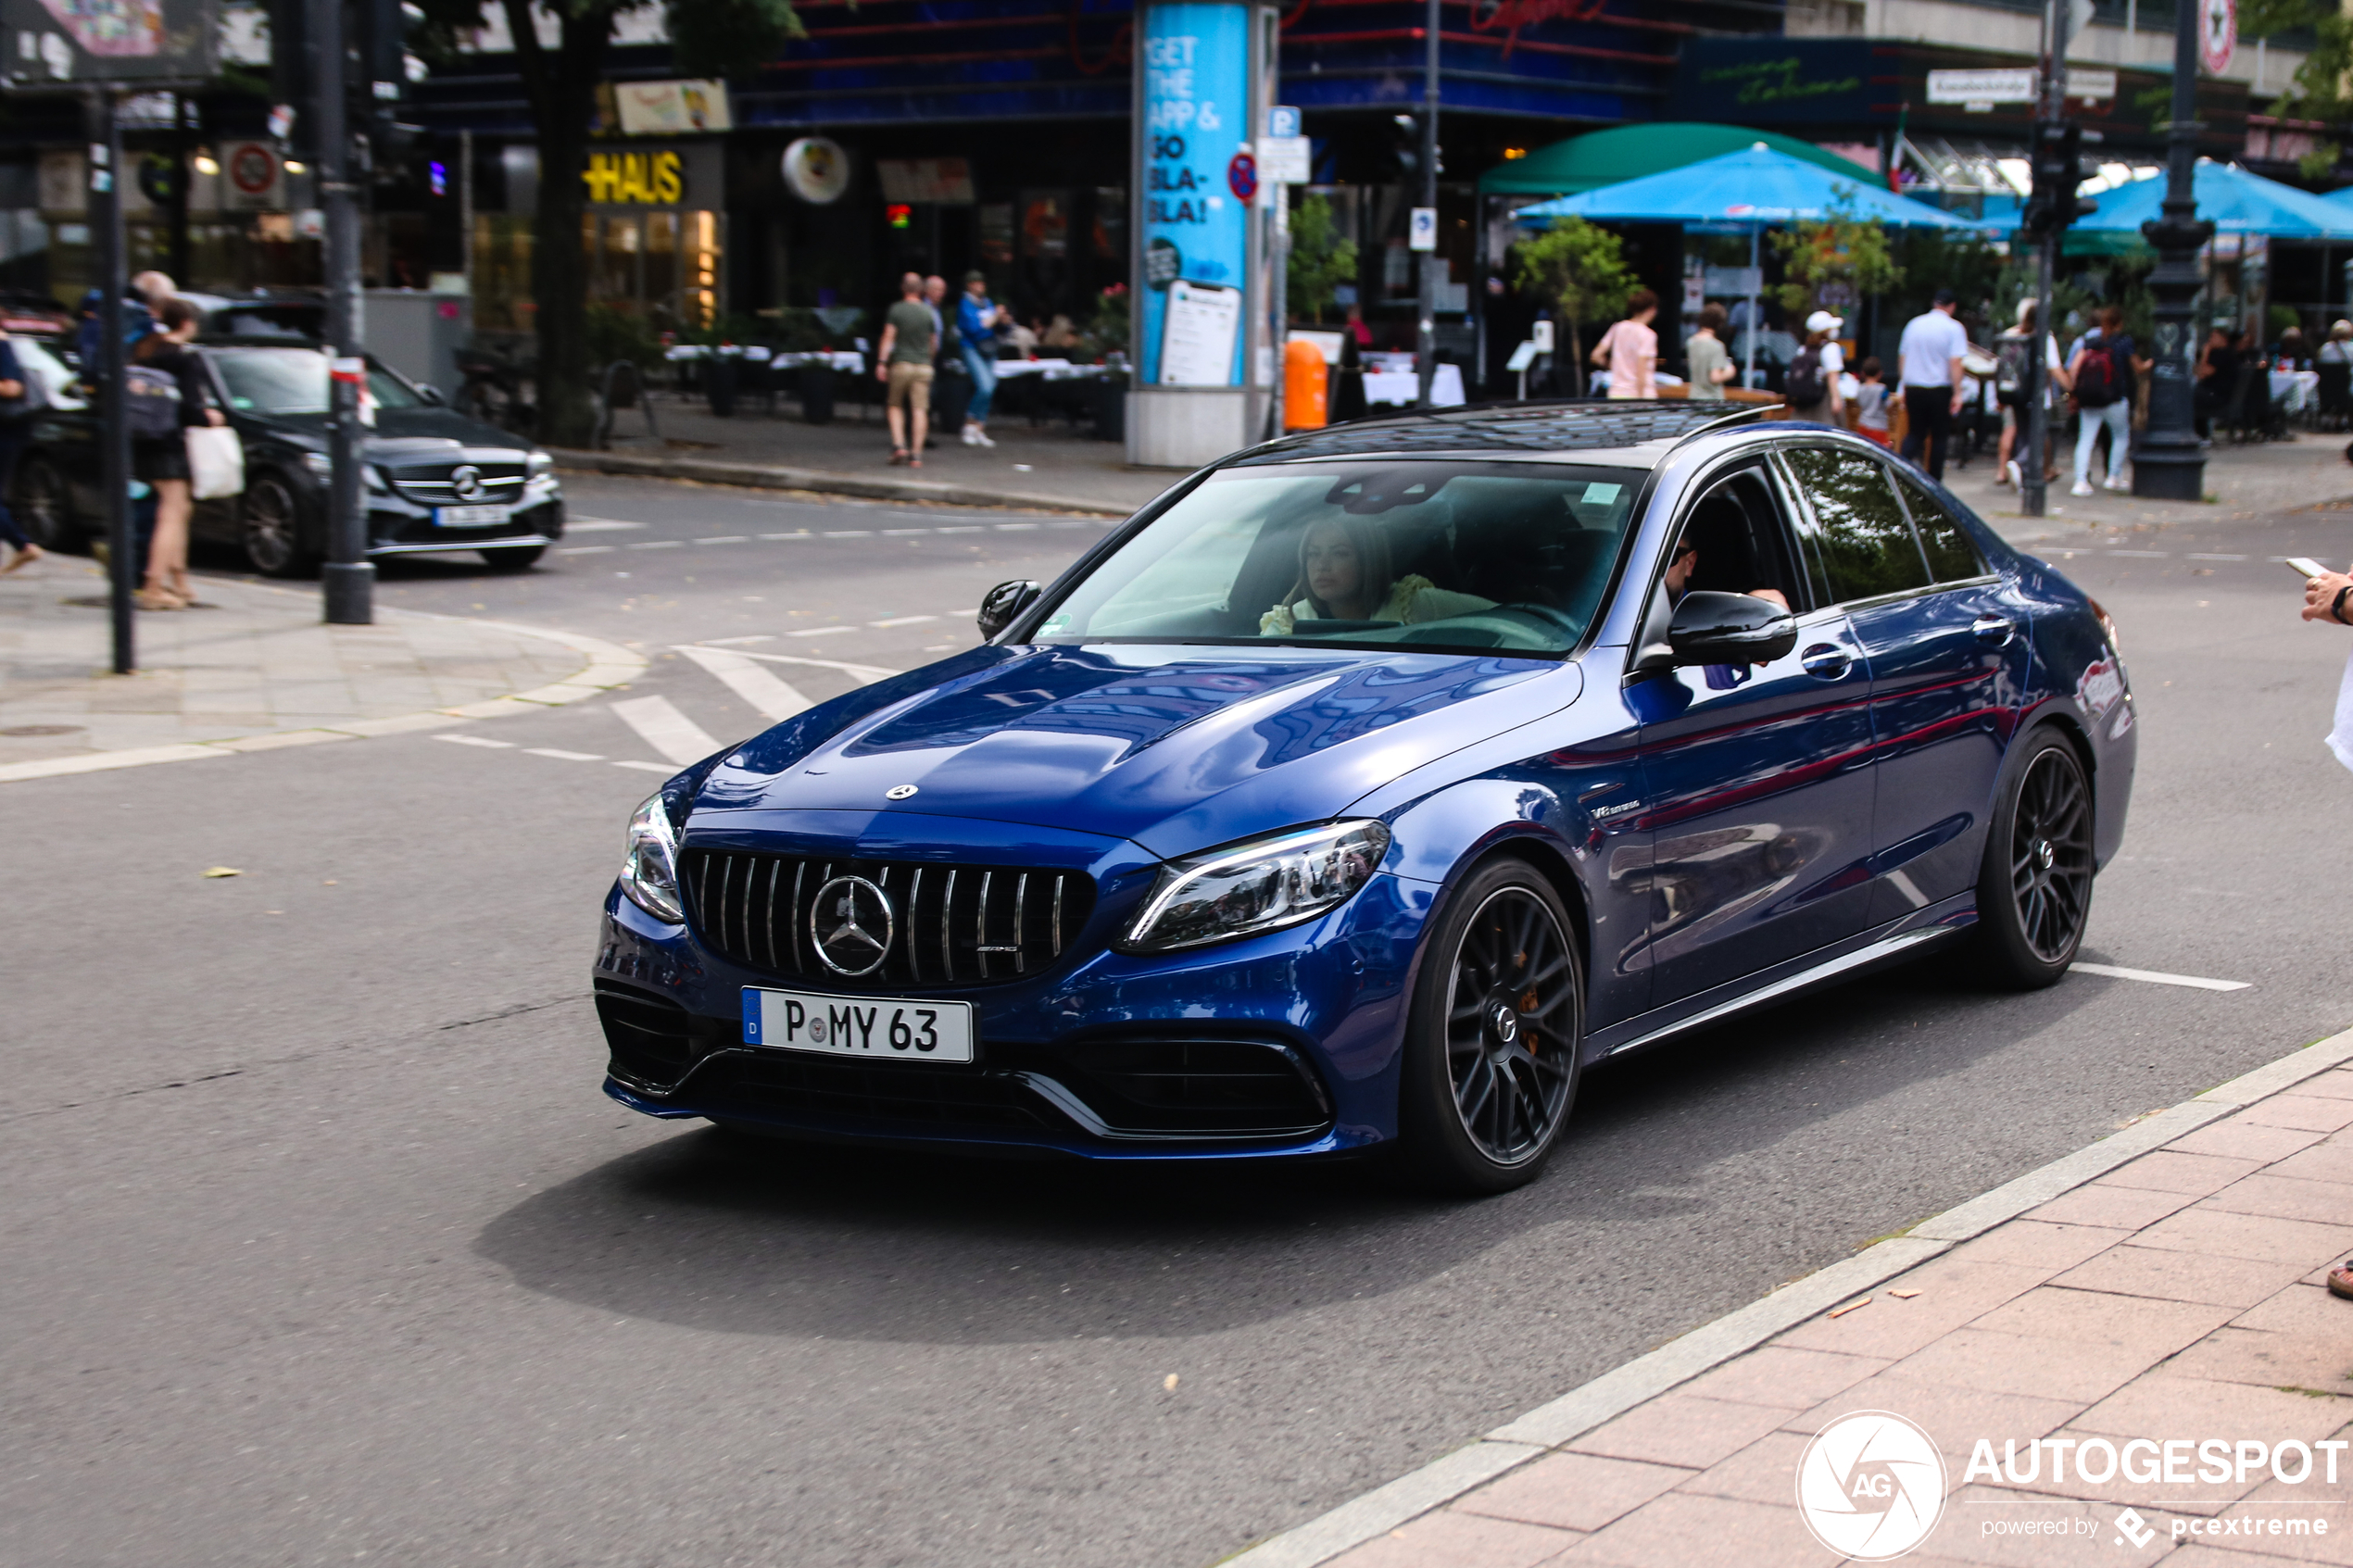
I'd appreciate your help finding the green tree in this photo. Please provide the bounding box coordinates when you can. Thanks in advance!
[2233,0,2347,176]
[1769,199,1900,323]
[415,0,801,446]
[1286,194,1358,323]
[1510,217,1634,396]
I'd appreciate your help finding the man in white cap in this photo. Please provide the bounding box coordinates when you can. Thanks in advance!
[1784,309,1845,426]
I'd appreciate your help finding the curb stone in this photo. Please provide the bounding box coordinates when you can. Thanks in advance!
[0,594,648,785]
[547,446,1137,517]
[1215,1022,2353,1568]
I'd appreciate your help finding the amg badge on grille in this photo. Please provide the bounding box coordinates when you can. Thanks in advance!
[885,784,918,800]
[811,875,894,975]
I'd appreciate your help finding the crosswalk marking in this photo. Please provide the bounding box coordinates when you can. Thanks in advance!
[612,759,674,773]
[2070,961,2250,992]
[435,733,515,749]
[673,644,814,721]
[717,646,900,683]
[525,747,605,761]
[610,695,723,764]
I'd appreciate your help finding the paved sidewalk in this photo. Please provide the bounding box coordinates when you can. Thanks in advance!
[1244,1035,2353,1568]
[0,560,642,779]
[1944,433,2353,536]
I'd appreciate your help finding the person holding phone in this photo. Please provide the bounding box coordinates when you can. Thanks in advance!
[2296,558,2353,775]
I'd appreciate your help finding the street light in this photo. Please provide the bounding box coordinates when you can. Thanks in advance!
[2132,0,2216,500]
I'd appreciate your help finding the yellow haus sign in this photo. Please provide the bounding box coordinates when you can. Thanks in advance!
[583,149,686,206]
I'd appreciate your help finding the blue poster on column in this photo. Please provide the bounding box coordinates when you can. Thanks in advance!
[1139,1,1249,387]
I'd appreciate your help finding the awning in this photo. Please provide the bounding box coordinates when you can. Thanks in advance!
[1478,121,1877,200]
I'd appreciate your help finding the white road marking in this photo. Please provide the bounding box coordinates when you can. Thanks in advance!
[871,615,937,628]
[2107,549,2167,558]
[824,530,873,537]
[760,532,812,541]
[786,626,837,637]
[882,528,932,536]
[716,646,899,683]
[557,545,616,555]
[612,759,675,773]
[701,633,774,646]
[996,522,1039,531]
[566,518,648,532]
[696,535,749,545]
[434,733,515,748]
[526,747,605,761]
[673,644,813,721]
[937,526,982,533]
[2184,553,2247,561]
[949,608,979,617]
[2070,961,2251,992]
[628,540,686,550]
[610,695,724,764]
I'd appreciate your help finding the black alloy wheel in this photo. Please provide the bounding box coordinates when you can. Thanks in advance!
[1399,859,1584,1194]
[1971,729,2095,988]
[479,545,546,571]
[12,457,71,549]
[239,472,316,577]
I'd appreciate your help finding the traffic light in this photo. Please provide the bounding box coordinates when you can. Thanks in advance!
[354,0,428,172]
[1390,112,1420,180]
[2020,119,2097,238]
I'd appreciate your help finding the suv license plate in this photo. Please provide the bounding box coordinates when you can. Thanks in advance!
[742,986,975,1064]
[435,503,509,528]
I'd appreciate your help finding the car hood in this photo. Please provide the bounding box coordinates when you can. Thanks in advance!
[242,407,533,454]
[696,643,1582,859]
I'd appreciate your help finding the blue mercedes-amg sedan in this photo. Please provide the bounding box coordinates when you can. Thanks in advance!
[594,403,2133,1193]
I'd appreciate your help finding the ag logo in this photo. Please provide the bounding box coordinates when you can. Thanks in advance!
[1794,1411,1947,1560]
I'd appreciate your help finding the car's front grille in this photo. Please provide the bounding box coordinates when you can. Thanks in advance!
[681,848,1096,988]
[596,984,701,1089]
[1049,1038,1332,1137]
[389,462,528,504]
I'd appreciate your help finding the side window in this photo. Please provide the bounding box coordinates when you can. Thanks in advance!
[1781,447,1931,603]
[1668,466,1809,611]
[1891,471,1987,583]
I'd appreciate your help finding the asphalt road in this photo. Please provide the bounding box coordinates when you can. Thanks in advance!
[9,470,2353,1568]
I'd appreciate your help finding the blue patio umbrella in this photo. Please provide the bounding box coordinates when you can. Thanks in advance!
[1516,144,1984,386]
[2083,160,2353,240]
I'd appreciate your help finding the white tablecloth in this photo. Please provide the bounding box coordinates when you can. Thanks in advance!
[2272,369,2320,412]
[1364,363,1466,408]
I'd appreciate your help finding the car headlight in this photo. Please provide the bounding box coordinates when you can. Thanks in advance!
[302,450,331,477]
[618,790,685,924]
[1119,820,1390,954]
[527,450,554,479]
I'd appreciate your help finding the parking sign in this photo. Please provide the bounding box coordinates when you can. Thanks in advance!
[1266,105,1302,140]
[1409,206,1437,253]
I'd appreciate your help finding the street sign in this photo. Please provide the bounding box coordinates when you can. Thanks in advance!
[1266,104,1302,140]
[2200,0,2235,74]
[1927,68,2034,105]
[1408,206,1437,252]
[2067,69,2118,102]
[1257,134,1309,186]
[1,0,219,85]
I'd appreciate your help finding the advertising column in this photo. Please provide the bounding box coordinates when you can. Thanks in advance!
[1130,0,1275,468]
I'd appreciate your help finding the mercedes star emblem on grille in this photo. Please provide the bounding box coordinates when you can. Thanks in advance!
[811,875,893,976]
[886,784,919,800]
[449,464,485,501]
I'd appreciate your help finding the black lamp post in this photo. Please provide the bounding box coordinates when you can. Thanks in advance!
[2133,0,2214,501]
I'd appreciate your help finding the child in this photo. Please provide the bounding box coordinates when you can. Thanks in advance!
[1854,356,1891,447]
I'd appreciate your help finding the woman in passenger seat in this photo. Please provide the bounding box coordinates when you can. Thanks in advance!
[1260,515,1494,634]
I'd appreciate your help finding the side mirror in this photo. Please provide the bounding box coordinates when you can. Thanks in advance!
[975,579,1042,639]
[1667,591,1798,666]
[417,383,446,405]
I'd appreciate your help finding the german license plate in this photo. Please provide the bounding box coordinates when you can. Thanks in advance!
[434,503,509,528]
[741,986,975,1064]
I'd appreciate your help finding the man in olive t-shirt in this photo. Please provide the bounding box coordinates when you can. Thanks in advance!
[875,271,935,465]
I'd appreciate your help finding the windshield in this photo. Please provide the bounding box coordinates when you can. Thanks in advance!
[1032,462,1644,657]
[207,347,422,415]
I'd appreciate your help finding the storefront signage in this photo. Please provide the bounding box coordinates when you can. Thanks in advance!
[585,148,683,205]
[781,137,849,205]
[1139,2,1249,386]
[877,158,974,204]
[614,79,730,135]
[1927,67,2115,105]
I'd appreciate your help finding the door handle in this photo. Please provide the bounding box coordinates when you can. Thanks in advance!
[1800,644,1852,680]
[1972,615,2017,646]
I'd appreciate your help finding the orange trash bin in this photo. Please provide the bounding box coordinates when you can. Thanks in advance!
[1284,338,1327,429]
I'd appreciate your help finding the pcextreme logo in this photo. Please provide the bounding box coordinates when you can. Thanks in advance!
[1795,1411,1948,1560]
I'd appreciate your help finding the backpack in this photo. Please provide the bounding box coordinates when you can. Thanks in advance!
[1784,345,1826,407]
[2074,338,2119,407]
[1994,335,2032,408]
[123,364,182,438]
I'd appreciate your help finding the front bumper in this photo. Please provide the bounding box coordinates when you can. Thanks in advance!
[365,474,563,556]
[590,813,1435,1159]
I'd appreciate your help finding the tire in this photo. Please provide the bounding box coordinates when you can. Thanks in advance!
[240,472,317,577]
[1969,727,2095,989]
[12,456,73,550]
[479,545,546,571]
[1397,859,1585,1195]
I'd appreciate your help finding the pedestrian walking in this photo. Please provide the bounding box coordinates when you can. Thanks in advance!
[957,270,1003,446]
[1683,305,1732,402]
[130,297,226,609]
[0,323,43,575]
[1853,357,1892,447]
[875,271,936,468]
[2068,306,2142,495]
[1897,288,1969,480]
[1784,312,1843,426]
[1590,288,1657,400]
[1994,299,2069,489]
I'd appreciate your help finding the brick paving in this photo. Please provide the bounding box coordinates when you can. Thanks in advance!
[1321,1071,2353,1567]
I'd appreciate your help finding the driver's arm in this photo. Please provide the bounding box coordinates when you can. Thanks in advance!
[1748,587,1790,609]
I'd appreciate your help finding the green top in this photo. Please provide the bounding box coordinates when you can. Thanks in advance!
[1478,122,1870,197]
[886,298,936,365]
[1684,333,1730,401]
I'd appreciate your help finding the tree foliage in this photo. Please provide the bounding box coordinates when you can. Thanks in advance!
[2231,0,2348,176]
[1510,217,1634,395]
[1286,194,1358,323]
[1769,199,1900,320]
